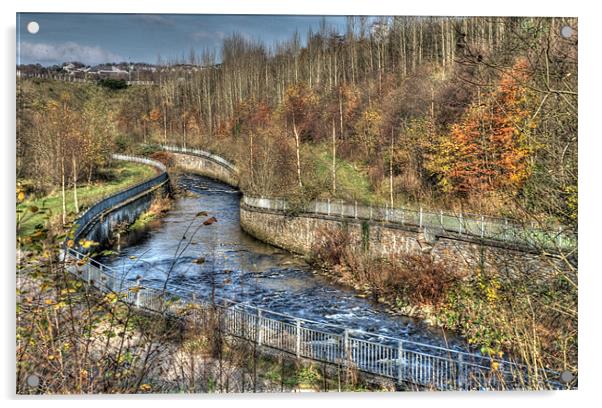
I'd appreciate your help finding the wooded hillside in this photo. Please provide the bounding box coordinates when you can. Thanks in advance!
[17,16,578,227]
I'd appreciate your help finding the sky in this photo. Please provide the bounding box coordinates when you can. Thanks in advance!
[16,13,349,66]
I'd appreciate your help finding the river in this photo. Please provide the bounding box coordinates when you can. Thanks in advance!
[101,173,464,350]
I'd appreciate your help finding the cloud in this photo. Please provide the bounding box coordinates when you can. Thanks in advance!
[131,14,175,27]
[19,41,123,65]
[190,30,227,42]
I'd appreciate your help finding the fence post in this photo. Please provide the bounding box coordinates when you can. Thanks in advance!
[419,207,423,228]
[354,201,358,219]
[480,215,485,238]
[296,319,301,358]
[112,267,117,292]
[385,203,389,222]
[457,354,465,390]
[257,309,263,346]
[370,206,373,220]
[344,329,350,364]
[397,340,403,384]
[440,210,444,228]
[135,277,141,308]
[327,198,331,216]
[341,200,344,218]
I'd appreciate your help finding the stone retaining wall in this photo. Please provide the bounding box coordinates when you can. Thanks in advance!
[168,148,571,277]
[170,151,238,187]
[240,205,570,277]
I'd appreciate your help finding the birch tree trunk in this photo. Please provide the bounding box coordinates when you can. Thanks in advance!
[390,129,395,208]
[332,117,337,194]
[72,155,79,214]
[61,157,66,225]
[292,116,303,188]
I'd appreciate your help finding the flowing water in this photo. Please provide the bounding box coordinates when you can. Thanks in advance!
[102,174,465,350]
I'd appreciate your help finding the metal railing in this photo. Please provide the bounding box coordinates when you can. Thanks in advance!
[160,144,238,173]
[158,145,575,251]
[63,247,565,391]
[62,153,568,390]
[242,196,576,251]
[71,154,168,243]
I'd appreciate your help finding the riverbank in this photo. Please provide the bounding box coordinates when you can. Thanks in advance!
[17,161,157,237]
[162,148,576,387]
[18,253,394,394]
[308,225,577,376]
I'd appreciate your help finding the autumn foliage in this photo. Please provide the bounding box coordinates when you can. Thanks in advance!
[433,59,536,196]
[311,226,462,306]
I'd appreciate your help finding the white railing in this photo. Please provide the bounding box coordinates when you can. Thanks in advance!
[63,247,565,391]
[61,153,568,390]
[112,153,167,172]
[160,144,237,173]
[71,154,168,245]
[242,196,576,251]
[158,145,575,251]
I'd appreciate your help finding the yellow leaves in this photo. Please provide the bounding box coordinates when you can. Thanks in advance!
[128,286,141,294]
[17,190,26,202]
[105,292,119,304]
[44,299,54,305]
[485,286,498,303]
[76,259,89,266]
[139,383,152,392]
[478,276,501,304]
[565,185,578,221]
[79,239,98,249]
[491,361,500,371]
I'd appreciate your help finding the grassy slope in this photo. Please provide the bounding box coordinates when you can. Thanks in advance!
[308,144,375,204]
[17,161,156,236]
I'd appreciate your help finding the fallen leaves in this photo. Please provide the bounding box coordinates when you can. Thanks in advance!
[203,216,218,226]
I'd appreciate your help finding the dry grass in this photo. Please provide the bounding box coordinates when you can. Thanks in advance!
[311,226,464,307]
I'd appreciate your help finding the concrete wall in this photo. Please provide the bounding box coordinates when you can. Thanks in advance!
[170,152,238,187]
[240,205,570,277]
[79,186,169,248]
[168,149,571,277]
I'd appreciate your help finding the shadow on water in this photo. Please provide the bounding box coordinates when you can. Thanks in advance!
[101,173,465,350]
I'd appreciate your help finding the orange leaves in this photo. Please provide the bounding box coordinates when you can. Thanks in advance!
[202,216,218,226]
[354,108,382,157]
[433,58,536,196]
[230,98,273,136]
[282,83,319,140]
[148,107,161,122]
